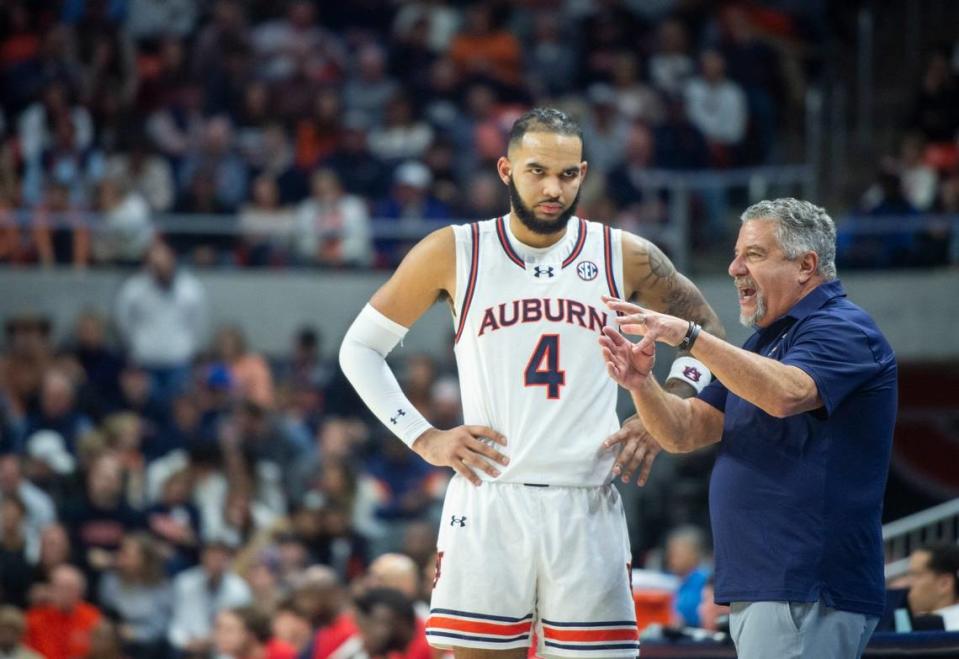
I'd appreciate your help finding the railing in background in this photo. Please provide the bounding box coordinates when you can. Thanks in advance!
[0,165,834,273]
[883,498,959,581]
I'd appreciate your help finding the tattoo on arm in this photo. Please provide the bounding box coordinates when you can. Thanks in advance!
[631,240,678,291]
[662,280,725,339]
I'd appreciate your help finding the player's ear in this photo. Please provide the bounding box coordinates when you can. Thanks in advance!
[580,160,589,181]
[496,157,511,185]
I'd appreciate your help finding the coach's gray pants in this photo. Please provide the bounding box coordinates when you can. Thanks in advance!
[729,600,879,659]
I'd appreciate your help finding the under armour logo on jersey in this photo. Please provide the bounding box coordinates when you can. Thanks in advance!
[533,266,555,278]
[683,366,702,382]
[389,409,406,425]
[450,515,467,527]
[577,260,598,281]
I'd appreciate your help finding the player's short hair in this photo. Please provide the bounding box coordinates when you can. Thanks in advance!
[920,543,959,600]
[508,108,583,150]
[740,198,837,280]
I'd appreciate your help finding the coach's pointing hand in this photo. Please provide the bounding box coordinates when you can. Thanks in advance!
[412,426,509,486]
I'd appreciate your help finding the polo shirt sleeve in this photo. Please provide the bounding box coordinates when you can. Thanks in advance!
[780,313,883,416]
[697,377,728,411]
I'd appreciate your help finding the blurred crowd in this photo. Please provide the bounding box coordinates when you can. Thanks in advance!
[0,0,826,269]
[0,239,462,658]
[0,237,731,658]
[844,46,959,269]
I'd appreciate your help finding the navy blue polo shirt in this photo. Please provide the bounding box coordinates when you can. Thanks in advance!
[699,279,897,617]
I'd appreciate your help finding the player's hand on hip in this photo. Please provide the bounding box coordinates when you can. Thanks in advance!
[604,416,662,486]
[599,326,656,391]
[411,426,509,486]
[603,296,687,350]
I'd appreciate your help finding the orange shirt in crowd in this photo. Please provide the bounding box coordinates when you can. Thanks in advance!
[25,602,102,659]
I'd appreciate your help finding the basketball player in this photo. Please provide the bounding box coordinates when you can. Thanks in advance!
[339,108,723,658]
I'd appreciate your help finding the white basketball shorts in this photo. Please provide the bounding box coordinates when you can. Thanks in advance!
[426,477,639,657]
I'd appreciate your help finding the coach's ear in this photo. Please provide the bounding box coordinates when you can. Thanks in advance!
[496,157,511,185]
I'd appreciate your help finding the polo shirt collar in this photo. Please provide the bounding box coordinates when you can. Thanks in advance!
[754,279,846,343]
[784,279,846,322]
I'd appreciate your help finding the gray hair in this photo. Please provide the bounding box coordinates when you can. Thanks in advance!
[740,198,837,280]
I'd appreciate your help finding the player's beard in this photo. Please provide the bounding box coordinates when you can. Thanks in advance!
[508,175,580,236]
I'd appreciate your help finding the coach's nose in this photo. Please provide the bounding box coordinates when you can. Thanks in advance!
[728,253,747,278]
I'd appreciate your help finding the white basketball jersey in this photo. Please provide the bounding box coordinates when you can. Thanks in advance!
[450,215,625,486]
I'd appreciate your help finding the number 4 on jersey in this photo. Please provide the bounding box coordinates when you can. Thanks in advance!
[524,334,566,399]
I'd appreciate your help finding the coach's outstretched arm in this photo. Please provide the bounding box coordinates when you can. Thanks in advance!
[600,326,724,453]
[338,227,510,485]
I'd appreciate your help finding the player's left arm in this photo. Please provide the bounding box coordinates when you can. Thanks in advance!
[604,232,726,485]
[621,231,726,359]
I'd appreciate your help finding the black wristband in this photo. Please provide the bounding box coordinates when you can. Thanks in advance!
[678,321,702,351]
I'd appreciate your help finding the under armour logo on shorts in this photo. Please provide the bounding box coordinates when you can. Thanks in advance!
[450,515,467,527]
[533,266,555,278]
[389,409,406,425]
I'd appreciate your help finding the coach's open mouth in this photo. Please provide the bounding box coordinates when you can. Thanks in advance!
[738,287,757,304]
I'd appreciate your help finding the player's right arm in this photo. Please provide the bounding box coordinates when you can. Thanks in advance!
[339,227,510,486]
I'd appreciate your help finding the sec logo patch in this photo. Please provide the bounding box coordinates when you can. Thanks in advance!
[577,261,598,281]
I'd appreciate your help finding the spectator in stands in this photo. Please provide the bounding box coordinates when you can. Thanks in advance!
[30,181,90,268]
[714,4,783,162]
[97,532,172,658]
[448,4,522,92]
[17,81,93,171]
[214,605,298,659]
[293,87,342,168]
[238,174,295,267]
[907,543,959,630]
[144,80,206,166]
[322,112,389,201]
[192,0,252,88]
[291,565,355,659]
[0,605,42,659]
[24,564,102,659]
[104,132,175,212]
[650,18,695,96]
[178,115,249,213]
[665,525,711,628]
[29,524,73,602]
[0,495,33,608]
[251,123,308,205]
[294,168,373,267]
[364,553,428,619]
[685,49,748,165]
[271,599,313,655]
[67,310,123,419]
[525,12,577,98]
[606,122,668,227]
[91,175,154,265]
[63,451,144,577]
[374,161,450,265]
[369,93,434,164]
[344,44,399,129]
[251,0,344,84]
[581,83,630,177]
[115,240,209,402]
[22,368,91,453]
[0,452,57,539]
[145,467,201,571]
[911,49,959,144]
[22,110,104,207]
[352,588,430,659]
[611,51,664,125]
[168,537,252,655]
[23,430,77,508]
[214,325,275,409]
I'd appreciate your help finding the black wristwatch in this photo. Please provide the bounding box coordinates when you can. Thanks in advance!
[678,321,702,351]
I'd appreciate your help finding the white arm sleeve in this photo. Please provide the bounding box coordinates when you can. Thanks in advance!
[338,304,434,447]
